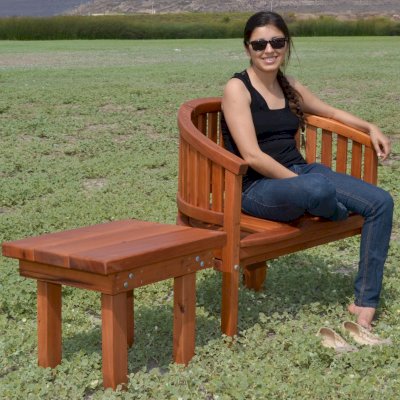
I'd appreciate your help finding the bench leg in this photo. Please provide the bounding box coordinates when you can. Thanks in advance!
[127,290,134,348]
[173,272,196,365]
[243,262,268,291]
[221,270,240,337]
[101,292,128,390]
[37,281,62,368]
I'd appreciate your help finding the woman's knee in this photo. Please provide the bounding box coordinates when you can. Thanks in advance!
[303,174,336,208]
[376,189,394,215]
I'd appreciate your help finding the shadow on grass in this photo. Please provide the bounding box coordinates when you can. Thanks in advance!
[60,251,367,375]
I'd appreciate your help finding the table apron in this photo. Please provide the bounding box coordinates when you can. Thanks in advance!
[19,250,215,294]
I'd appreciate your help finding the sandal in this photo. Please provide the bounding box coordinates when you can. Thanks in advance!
[342,321,392,346]
[316,327,357,353]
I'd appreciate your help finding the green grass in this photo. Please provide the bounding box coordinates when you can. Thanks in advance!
[0,37,399,399]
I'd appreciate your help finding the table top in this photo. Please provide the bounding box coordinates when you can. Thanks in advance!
[2,220,226,275]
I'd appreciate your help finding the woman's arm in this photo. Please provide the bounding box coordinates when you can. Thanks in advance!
[290,77,391,160]
[222,78,297,179]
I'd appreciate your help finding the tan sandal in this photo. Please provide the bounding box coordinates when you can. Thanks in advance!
[342,321,392,346]
[317,327,357,353]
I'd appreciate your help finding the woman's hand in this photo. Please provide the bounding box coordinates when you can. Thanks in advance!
[369,125,391,160]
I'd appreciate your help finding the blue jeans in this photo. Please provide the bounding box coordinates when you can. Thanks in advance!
[242,163,394,308]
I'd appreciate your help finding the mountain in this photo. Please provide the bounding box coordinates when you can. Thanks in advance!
[0,0,398,18]
[0,0,92,17]
[68,1,399,17]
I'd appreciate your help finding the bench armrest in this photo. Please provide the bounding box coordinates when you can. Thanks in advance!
[303,114,378,185]
[178,101,248,176]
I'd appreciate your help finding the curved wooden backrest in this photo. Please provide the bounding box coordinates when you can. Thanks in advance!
[177,97,378,226]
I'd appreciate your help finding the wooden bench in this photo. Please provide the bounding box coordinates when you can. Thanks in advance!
[177,97,378,337]
[2,219,226,390]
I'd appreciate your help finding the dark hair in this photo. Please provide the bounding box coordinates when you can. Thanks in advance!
[244,11,292,60]
[244,11,305,130]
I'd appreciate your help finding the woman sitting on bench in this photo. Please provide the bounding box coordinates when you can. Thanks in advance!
[221,11,393,330]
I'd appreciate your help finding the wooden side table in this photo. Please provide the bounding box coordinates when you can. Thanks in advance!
[2,219,226,389]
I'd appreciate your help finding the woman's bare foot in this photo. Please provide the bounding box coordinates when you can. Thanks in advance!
[348,303,376,330]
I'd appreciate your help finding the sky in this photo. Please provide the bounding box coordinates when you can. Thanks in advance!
[0,0,92,17]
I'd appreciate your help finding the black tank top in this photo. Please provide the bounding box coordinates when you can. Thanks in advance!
[221,70,306,191]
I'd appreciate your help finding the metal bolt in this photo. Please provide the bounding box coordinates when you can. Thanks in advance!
[200,261,205,267]
[128,273,134,279]
[195,256,200,262]
[123,282,129,288]
[234,264,240,271]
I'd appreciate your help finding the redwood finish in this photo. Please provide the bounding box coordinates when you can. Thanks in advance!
[243,262,267,291]
[37,281,62,368]
[177,97,379,336]
[2,220,226,390]
[173,272,196,364]
[127,290,134,347]
[101,292,128,389]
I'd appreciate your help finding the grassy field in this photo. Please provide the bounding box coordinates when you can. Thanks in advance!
[0,37,399,399]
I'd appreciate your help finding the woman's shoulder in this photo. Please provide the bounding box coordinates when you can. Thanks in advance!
[224,74,250,98]
[224,70,250,93]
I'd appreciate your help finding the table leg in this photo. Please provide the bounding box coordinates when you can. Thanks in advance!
[37,280,62,368]
[173,272,196,365]
[127,290,134,347]
[101,292,128,390]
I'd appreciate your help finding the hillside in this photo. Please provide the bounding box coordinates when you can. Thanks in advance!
[68,0,400,18]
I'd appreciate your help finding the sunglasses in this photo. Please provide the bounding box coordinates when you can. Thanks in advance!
[247,38,287,51]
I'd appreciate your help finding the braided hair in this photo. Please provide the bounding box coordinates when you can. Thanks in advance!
[244,11,305,131]
[277,70,305,131]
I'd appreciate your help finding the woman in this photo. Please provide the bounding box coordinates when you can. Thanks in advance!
[221,11,393,330]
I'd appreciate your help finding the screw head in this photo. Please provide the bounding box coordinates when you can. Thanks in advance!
[128,273,134,279]
[234,264,240,271]
[123,282,129,288]
[195,256,200,262]
[200,261,205,267]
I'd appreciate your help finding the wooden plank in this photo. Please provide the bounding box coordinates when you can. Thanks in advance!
[101,292,128,390]
[21,260,114,293]
[69,229,225,274]
[176,196,224,226]
[173,272,196,365]
[240,215,364,262]
[211,163,225,213]
[320,129,333,167]
[305,125,317,163]
[336,135,348,173]
[113,251,215,291]
[127,290,134,347]
[178,106,248,176]
[187,146,198,205]
[243,262,267,291]
[306,114,372,146]
[37,281,62,368]
[181,139,189,202]
[197,154,211,209]
[207,112,219,143]
[197,114,207,135]
[241,225,362,265]
[32,224,180,269]
[363,147,378,184]
[351,142,363,179]
[220,171,242,336]
[2,220,150,261]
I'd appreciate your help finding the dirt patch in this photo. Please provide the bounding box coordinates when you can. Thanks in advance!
[85,123,120,133]
[112,134,131,143]
[99,104,137,114]
[83,178,107,191]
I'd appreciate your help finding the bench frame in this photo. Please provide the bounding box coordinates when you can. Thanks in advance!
[177,97,378,336]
